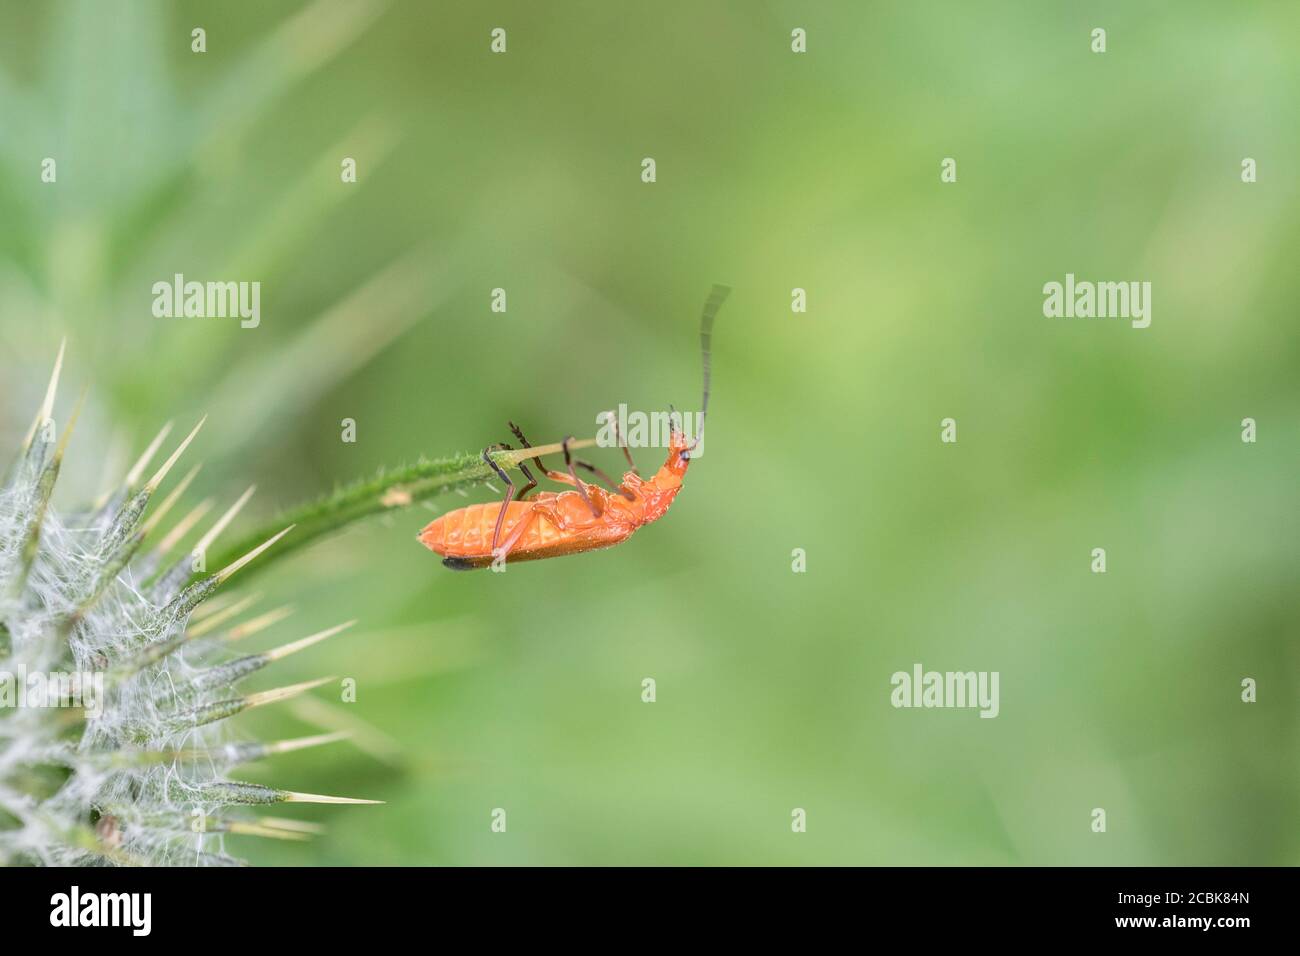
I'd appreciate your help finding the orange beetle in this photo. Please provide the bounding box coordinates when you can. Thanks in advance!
[419,285,729,570]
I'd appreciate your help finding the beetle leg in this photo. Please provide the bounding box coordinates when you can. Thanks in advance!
[601,409,639,476]
[513,455,538,500]
[577,462,635,499]
[492,505,532,564]
[481,444,517,551]
[573,457,626,500]
[507,422,545,471]
[508,421,634,502]
[560,436,601,517]
[484,440,538,501]
[493,501,564,563]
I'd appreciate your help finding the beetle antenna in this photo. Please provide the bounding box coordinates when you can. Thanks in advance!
[695,284,731,447]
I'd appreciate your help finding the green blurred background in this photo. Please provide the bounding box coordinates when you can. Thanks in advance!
[1,1,1296,865]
